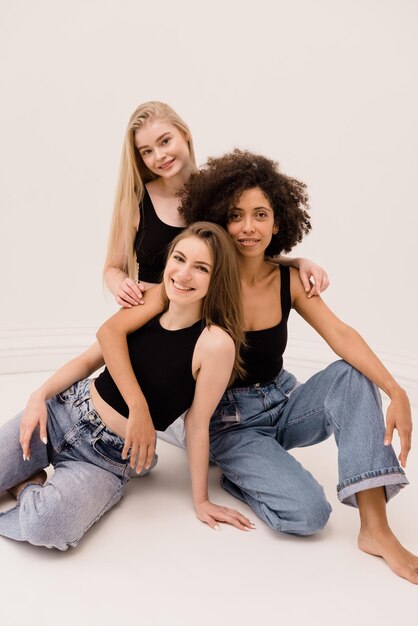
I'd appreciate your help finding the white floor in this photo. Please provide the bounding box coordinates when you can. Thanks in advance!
[0,371,417,626]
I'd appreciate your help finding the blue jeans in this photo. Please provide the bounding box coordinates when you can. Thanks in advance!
[0,378,156,550]
[209,361,408,535]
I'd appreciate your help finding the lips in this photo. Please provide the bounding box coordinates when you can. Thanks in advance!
[159,158,176,170]
[172,279,193,292]
[237,238,260,246]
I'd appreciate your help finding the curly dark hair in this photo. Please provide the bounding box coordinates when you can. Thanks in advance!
[179,149,311,256]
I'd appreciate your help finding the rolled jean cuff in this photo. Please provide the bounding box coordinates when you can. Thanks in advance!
[337,467,409,508]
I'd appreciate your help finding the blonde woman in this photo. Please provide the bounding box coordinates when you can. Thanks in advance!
[104,101,329,307]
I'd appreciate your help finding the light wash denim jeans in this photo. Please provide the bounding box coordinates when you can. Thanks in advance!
[209,361,408,536]
[0,378,156,551]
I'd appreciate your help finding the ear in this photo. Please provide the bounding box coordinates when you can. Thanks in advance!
[273,223,279,235]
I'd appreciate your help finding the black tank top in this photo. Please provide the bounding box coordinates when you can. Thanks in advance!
[134,188,183,283]
[233,265,291,387]
[94,316,204,431]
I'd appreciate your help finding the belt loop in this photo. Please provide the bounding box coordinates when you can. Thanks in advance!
[91,422,105,437]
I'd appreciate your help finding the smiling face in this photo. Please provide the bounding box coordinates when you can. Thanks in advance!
[134,119,193,179]
[163,235,213,307]
[226,187,278,258]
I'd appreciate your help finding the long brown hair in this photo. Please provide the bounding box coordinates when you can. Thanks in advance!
[163,222,246,383]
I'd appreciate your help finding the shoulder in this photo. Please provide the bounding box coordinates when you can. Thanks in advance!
[197,325,235,358]
[289,266,304,304]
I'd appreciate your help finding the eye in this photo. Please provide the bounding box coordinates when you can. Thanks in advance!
[172,254,184,263]
[141,149,152,157]
[228,211,241,222]
[161,137,171,145]
[196,265,209,273]
[255,210,268,219]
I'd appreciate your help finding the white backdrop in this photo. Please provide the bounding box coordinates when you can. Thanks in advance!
[0,0,417,400]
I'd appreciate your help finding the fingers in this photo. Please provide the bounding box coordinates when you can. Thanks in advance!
[320,270,330,292]
[384,420,395,447]
[39,417,48,446]
[199,506,255,531]
[398,430,412,468]
[19,423,35,461]
[121,438,131,460]
[305,270,330,298]
[116,296,133,308]
[300,272,312,294]
[119,279,144,306]
[144,437,156,471]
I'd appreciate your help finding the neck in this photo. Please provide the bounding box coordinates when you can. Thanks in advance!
[237,254,270,286]
[157,161,198,196]
[160,301,203,330]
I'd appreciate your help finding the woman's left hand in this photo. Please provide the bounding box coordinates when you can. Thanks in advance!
[195,499,255,531]
[298,259,330,298]
[384,389,412,468]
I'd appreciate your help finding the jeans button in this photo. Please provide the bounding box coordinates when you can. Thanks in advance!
[254,382,260,388]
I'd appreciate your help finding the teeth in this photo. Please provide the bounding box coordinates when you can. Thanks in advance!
[173,281,192,291]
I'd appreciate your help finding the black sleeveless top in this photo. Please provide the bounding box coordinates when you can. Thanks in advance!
[94,316,204,431]
[233,265,291,387]
[134,188,183,283]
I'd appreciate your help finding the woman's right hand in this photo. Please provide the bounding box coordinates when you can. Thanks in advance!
[19,392,48,461]
[116,278,145,308]
[122,409,156,474]
[195,499,255,531]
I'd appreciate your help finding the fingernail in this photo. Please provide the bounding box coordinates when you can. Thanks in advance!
[250,522,256,528]
[22,453,26,461]
[213,524,221,531]
[42,437,48,445]
[384,439,390,445]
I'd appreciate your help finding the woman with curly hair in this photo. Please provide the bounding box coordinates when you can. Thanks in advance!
[178,150,416,583]
[97,150,415,582]
[103,101,329,307]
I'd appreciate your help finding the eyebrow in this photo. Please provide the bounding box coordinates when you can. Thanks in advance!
[173,249,212,267]
[137,132,171,150]
[231,205,273,211]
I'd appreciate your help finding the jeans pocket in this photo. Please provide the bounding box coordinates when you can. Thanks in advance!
[92,431,127,468]
[57,383,78,404]
[210,402,240,435]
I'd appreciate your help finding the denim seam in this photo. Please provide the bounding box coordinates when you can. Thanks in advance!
[68,481,125,548]
[276,407,324,432]
[211,453,262,501]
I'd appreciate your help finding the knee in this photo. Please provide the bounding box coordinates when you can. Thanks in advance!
[19,487,74,551]
[271,490,332,536]
[294,496,332,535]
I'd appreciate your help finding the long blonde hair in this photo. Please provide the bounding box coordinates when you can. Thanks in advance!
[162,222,246,383]
[105,101,196,279]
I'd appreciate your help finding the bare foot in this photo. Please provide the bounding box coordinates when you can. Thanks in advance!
[359,527,418,584]
[7,469,47,499]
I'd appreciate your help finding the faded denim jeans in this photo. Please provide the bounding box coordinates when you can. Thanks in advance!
[209,361,408,535]
[0,378,156,551]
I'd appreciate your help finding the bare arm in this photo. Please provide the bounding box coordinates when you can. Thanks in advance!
[185,327,254,531]
[290,267,412,466]
[96,284,165,471]
[270,255,330,297]
[104,220,145,308]
[21,342,104,459]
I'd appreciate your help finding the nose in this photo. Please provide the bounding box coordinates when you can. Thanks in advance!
[154,146,167,161]
[178,265,192,281]
[242,215,255,233]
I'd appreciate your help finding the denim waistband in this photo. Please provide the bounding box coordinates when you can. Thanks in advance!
[228,369,297,395]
